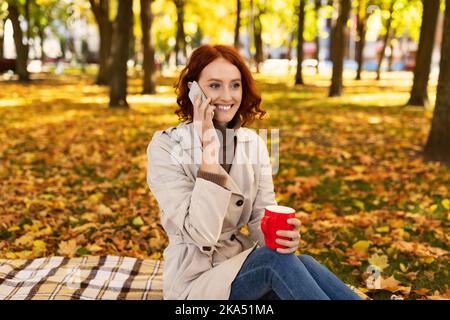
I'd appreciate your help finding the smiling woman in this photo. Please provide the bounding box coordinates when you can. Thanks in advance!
[146,44,362,301]
[174,45,265,127]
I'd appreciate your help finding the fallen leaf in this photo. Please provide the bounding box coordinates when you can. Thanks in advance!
[352,240,370,257]
[368,253,389,271]
[58,239,78,257]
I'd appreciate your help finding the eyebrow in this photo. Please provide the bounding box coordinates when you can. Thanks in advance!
[207,78,241,82]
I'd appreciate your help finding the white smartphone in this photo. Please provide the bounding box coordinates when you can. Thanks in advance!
[188,81,208,106]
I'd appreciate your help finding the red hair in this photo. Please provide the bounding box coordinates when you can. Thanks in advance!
[174,44,266,127]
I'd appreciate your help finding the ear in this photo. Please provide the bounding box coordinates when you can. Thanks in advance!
[187,82,192,89]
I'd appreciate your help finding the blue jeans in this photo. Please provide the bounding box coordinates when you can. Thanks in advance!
[229,246,362,300]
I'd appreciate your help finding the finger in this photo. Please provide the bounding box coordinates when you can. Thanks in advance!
[275,237,299,248]
[205,104,216,119]
[287,218,302,227]
[276,246,297,254]
[199,97,212,119]
[193,95,201,121]
[276,230,301,239]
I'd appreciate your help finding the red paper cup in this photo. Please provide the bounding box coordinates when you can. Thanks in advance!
[261,205,296,250]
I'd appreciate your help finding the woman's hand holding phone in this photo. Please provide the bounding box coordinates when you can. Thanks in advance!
[191,90,220,168]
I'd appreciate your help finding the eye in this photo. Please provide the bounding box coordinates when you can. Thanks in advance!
[209,83,220,89]
[232,82,241,89]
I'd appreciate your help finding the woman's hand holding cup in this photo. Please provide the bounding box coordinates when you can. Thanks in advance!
[261,205,302,254]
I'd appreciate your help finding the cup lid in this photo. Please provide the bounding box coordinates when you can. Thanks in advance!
[265,205,295,214]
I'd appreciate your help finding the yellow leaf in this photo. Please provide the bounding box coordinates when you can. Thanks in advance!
[72,222,97,234]
[86,244,103,252]
[341,151,351,159]
[132,216,144,226]
[357,287,369,293]
[353,200,365,211]
[442,199,450,210]
[88,193,103,203]
[352,240,370,256]
[399,263,408,273]
[33,240,47,256]
[5,252,17,259]
[352,165,366,173]
[81,213,97,222]
[97,204,113,216]
[421,257,435,264]
[375,226,390,233]
[428,204,438,214]
[368,253,389,271]
[14,234,35,247]
[15,250,33,259]
[8,226,20,232]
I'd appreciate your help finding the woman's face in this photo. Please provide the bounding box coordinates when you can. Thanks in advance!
[197,57,243,126]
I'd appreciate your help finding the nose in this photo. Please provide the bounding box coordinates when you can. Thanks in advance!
[221,87,232,101]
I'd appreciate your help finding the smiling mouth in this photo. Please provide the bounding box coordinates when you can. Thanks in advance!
[214,104,233,111]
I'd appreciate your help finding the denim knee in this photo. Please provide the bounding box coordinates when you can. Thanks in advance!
[298,254,316,262]
[257,246,299,269]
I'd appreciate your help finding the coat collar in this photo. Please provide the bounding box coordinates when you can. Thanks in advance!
[170,120,255,151]
[164,120,256,196]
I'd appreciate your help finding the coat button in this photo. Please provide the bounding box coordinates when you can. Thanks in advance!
[236,199,244,206]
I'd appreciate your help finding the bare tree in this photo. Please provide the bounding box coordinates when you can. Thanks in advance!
[7,1,29,81]
[141,0,156,94]
[253,2,264,72]
[355,0,368,80]
[424,0,450,165]
[295,0,306,85]
[314,0,321,74]
[89,0,113,85]
[109,0,133,108]
[407,0,440,107]
[174,0,187,66]
[376,0,395,81]
[329,0,351,97]
[234,0,241,49]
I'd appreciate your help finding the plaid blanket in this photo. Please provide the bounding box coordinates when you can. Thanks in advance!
[0,256,163,300]
[0,255,370,300]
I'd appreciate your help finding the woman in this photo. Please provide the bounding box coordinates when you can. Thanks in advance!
[146,44,362,300]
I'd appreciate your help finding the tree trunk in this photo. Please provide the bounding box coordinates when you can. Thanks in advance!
[141,0,156,94]
[286,31,294,60]
[234,0,241,49]
[314,0,321,74]
[253,5,264,73]
[407,0,440,107]
[355,0,367,80]
[89,0,113,85]
[295,0,306,85]
[424,0,450,166]
[109,0,133,108]
[329,0,350,97]
[36,20,46,64]
[0,19,4,60]
[174,0,186,66]
[327,0,334,61]
[7,2,29,81]
[376,1,395,81]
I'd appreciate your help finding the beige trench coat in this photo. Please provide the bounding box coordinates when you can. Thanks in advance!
[146,121,277,300]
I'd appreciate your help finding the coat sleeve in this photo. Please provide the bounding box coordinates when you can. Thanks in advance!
[247,136,277,246]
[146,132,233,253]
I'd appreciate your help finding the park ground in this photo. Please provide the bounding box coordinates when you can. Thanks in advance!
[0,69,449,300]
